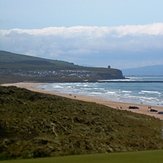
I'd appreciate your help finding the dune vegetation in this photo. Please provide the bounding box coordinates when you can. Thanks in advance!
[0,86,163,160]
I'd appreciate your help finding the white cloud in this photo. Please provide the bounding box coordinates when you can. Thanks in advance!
[0,23,163,68]
[1,23,163,36]
[112,23,163,36]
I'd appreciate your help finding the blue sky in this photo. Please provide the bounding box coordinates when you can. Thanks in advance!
[0,0,163,69]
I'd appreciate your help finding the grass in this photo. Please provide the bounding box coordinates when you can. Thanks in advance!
[2,150,163,163]
[0,86,163,160]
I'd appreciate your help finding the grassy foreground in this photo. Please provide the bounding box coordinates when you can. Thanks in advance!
[0,86,163,160]
[2,150,163,163]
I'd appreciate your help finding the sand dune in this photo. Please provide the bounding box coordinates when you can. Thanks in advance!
[2,82,163,120]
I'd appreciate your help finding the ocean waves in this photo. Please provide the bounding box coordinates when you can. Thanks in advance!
[37,77,163,106]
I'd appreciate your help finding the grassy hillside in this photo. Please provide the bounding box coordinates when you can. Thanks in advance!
[0,86,163,160]
[0,50,77,69]
[0,50,124,83]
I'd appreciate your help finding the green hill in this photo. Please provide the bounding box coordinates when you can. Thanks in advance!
[0,50,124,83]
[0,86,163,160]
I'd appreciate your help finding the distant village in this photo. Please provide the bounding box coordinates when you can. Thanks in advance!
[0,69,102,80]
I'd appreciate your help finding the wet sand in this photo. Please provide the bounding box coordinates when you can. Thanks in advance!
[1,82,163,120]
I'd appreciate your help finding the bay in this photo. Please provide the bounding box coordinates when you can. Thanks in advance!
[37,76,163,106]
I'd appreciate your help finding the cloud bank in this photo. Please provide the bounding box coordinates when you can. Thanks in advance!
[0,23,163,68]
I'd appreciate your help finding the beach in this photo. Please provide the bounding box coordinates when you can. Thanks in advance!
[1,82,163,120]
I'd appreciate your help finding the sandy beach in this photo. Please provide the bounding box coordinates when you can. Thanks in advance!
[1,82,163,120]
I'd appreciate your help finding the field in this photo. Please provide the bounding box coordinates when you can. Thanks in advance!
[2,150,163,163]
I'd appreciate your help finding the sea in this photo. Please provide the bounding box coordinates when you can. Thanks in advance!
[36,76,163,107]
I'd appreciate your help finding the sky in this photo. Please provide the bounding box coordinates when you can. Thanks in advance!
[0,0,163,69]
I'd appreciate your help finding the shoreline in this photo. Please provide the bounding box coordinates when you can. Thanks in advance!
[1,82,163,120]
